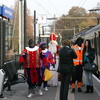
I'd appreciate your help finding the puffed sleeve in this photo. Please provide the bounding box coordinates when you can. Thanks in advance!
[19,49,26,64]
[40,51,48,67]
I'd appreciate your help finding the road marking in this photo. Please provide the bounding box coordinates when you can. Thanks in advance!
[83,72,100,97]
[94,86,100,97]
[68,91,75,100]
[92,74,100,83]
[55,83,60,100]
[92,74,100,97]
[55,82,75,100]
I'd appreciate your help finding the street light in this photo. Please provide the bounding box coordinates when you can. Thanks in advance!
[89,9,100,25]
[22,0,27,47]
[19,0,27,54]
[19,0,23,54]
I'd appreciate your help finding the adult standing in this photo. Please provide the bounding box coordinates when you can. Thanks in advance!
[19,39,48,98]
[57,40,77,100]
[48,33,60,86]
[83,39,95,93]
[71,37,84,93]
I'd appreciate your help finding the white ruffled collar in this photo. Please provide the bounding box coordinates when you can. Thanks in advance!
[42,48,48,53]
[26,46,39,51]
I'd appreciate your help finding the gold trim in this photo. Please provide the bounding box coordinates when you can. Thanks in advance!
[36,49,39,68]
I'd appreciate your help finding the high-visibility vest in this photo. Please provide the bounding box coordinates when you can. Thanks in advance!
[71,44,84,65]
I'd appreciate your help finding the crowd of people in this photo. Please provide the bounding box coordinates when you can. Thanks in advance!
[19,33,95,100]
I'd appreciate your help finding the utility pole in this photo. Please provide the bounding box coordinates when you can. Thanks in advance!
[42,26,44,35]
[89,9,100,25]
[42,26,44,42]
[53,14,56,34]
[73,27,76,36]
[38,24,41,43]
[19,0,23,54]
[0,17,3,67]
[24,0,26,48]
[34,10,36,45]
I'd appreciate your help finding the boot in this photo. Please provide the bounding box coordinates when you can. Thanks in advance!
[71,88,75,93]
[85,85,90,93]
[78,88,82,92]
[77,82,82,92]
[71,83,75,93]
[90,86,94,93]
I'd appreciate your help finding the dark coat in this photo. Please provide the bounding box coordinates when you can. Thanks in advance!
[83,48,95,64]
[57,46,77,74]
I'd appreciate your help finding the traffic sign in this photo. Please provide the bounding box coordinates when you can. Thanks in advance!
[38,14,47,24]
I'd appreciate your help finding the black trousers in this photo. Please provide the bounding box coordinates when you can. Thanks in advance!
[60,73,72,100]
[43,81,47,88]
[72,65,83,83]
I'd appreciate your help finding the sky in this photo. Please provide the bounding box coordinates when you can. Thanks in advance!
[0,0,100,35]
[0,0,100,18]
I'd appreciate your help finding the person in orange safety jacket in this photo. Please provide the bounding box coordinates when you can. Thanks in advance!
[71,37,84,93]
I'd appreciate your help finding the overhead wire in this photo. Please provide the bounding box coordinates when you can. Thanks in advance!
[48,0,62,16]
[60,0,87,35]
[73,0,87,30]
[32,0,87,34]
[32,0,53,17]
[55,0,86,35]
[77,0,83,6]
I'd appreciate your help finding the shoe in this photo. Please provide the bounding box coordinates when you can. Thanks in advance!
[90,86,94,93]
[38,89,43,95]
[45,87,48,91]
[71,89,75,93]
[85,85,90,93]
[78,88,82,92]
[27,93,34,98]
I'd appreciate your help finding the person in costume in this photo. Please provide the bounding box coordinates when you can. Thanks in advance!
[71,37,84,93]
[19,39,48,98]
[39,42,55,91]
[48,33,60,86]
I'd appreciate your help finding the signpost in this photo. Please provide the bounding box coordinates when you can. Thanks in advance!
[0,5,14,68]
[37,14,47,43]
[1,5,14,19]
[38,14,47,24]
[0,7,1,14]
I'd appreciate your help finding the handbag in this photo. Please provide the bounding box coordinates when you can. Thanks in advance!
[84,62,98,73]
[44,69,54,81]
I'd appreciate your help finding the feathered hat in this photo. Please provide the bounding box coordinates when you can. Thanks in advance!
[39,42,46,47]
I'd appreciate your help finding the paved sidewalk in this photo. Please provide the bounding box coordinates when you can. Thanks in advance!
[0,82,100,100]
[0,70,100,100]
[55,83,75,100]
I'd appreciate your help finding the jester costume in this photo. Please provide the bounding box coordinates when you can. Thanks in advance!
[41,48,55,88]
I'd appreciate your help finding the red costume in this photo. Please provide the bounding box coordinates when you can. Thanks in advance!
[48,33,60,86]
[19,46,48,84]
[48,33,60,63]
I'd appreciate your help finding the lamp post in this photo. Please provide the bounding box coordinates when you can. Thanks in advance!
[38,24,41,43]
[89,9,100,25]
[24,0,27,48]
[34,10,36,45]
[42,26,44,35]
[19,0,27,53]
[19,0,23,54]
